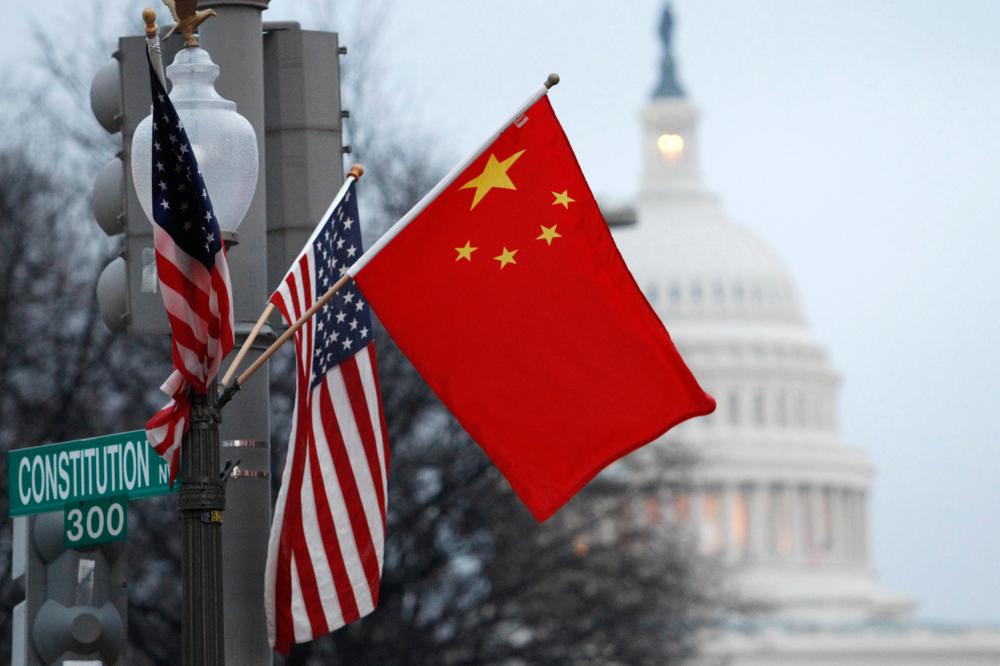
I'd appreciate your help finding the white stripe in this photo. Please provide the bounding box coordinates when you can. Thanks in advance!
[300,249,317,378]
[325,367,385,571]
[159,281,211,344]
[213,247,233,324]
[310,384,375,615]
[153,226,214,292]
[289,554,312,643]
[160,414,185,468]
[147,420,170,447]
[347,84,551,277]
[355,346,388,502]
[174,341,208,386]
[298,444,346,631]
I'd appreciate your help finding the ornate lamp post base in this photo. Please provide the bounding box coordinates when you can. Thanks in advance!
[179,383,226,666]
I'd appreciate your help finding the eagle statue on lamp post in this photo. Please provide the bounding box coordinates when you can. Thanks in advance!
[162,0,216,47]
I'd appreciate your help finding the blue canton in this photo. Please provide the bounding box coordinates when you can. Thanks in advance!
[310,180,373,389]
[148,59,223,269]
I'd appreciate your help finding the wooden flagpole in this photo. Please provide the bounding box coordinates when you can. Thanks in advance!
[233,273,352,389]
[220,303,273,387]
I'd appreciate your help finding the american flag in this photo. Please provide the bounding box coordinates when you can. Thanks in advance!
[143,56,234,484]
[264,177,390,653]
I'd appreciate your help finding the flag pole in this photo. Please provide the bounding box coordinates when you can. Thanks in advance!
[218,164,365,407]
[347,73,559,278]
[142,8,167,88]
[229,273,352,391]
[220,303,272,387]
[221,71,560,404]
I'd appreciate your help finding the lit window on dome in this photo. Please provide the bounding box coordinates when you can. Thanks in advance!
[669,283,682,304]
[645,497,662,527]
[732,490,750,556]
[657,133,684,161]
[700,491,723,555]
[733,283,745,304]
[713,282,725,303]
[673,491,690,525]
[769,487,794,557]
[646,283,659,304]
[690,282,703,303]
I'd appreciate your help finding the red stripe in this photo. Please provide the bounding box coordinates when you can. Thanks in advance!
[340,355,387,531]
[274,375,315,652]
[156,257,220,336]
[367,345,392,472]
[294,431,331,638]
[165,313,210,358]
[303,389,360,623]
[317,381,381,601]
[270,273,301,650]
[211,264,234,355]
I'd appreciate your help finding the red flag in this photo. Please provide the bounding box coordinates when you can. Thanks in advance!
[351,94,714,521]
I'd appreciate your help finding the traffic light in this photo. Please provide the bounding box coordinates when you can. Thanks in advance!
[262,25,347,294]
[90,35,181,335]
[11,513,127,665]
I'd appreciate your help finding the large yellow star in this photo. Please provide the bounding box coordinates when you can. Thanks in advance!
[552,190,575,209]
[454,241,478,262]
[536,224,562,246]
[493,247,518,270]
[459,150,526,210]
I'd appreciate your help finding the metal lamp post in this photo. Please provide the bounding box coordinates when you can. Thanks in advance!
[132,44,258,666]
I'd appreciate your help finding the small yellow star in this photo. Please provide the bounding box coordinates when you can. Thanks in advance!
[536,224,562,246]
[552,190,575,209]
[493,247,518,270]
[459,150,526,210]
[454,241,478,262]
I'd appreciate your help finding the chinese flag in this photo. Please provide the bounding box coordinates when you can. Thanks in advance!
[353,95,714,521]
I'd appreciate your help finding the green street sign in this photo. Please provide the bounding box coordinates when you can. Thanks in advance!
[64,496,128,548]
[7,429,175,517]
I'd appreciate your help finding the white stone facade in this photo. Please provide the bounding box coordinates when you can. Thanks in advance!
[609,16,1000,661]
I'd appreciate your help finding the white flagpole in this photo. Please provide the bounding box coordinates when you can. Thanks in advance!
[221,74,561,402]
[346,73,560,278]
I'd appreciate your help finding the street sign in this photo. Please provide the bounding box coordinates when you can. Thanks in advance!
[7,430,175,517]
[64,496,128,548]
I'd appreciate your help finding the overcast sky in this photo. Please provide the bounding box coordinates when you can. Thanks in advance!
[2,0,998,624]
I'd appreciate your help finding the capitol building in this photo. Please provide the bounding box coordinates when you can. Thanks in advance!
[612,7,1000,664]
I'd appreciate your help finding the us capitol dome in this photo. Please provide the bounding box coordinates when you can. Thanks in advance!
[610,6,1000,664]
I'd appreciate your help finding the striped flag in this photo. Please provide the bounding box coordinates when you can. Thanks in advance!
[142,55,235,484]
[265,177,390,653]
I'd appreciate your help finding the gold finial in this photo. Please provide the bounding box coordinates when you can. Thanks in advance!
[348,164,365,180]
[161,0,217,48]
[143,8,158,39]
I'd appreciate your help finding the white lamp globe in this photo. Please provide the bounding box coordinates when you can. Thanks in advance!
[132,47,258,233]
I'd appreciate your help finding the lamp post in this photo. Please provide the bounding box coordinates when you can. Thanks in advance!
[132,45,258,666]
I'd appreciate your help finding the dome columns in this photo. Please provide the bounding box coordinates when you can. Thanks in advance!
[671,480,870,570]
